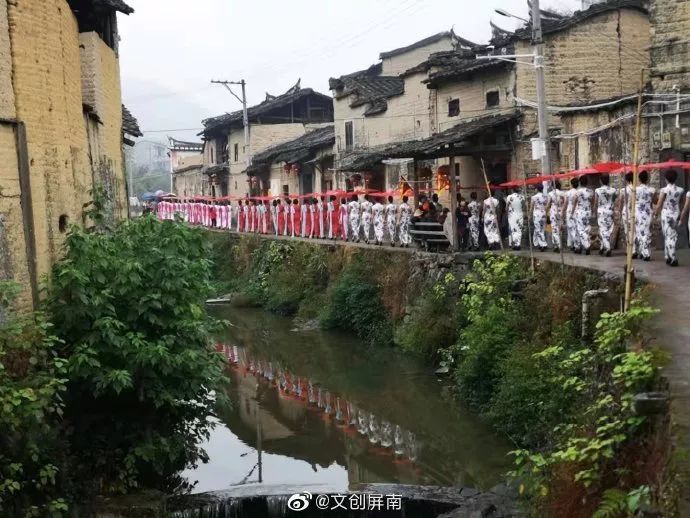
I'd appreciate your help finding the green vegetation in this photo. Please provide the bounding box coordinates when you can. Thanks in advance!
[209,236,671,516]
[0,282,69,517]
[213,237,403,345]
[46,216,227,495]
[1,213,227,516]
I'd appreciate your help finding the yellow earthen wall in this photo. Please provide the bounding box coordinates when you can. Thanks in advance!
[7,0,91,280]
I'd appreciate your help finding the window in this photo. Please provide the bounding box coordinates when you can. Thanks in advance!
[345,121,354,150]
[58,215,69,233]
[486,90,500,108]
[454,163,460,178]
[283,185,290,195]
[234,143,239,162]
[448,99,460,117]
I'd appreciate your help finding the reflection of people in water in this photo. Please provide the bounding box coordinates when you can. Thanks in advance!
[358,412,368,435]
[335,398,344,423]
[308,382,316,405]
[368,413,380,445]
[380,420,393,448]
[394,425,405,456]
[225,344,427,477]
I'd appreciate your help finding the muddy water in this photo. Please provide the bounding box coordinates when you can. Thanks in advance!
[182,307,511,494]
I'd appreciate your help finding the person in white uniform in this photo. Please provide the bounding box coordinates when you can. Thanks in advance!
[530,184,549,252]
[634,171,656,261]
[594,174,617,257]
[654,169,684,266]
[505,188,526,251]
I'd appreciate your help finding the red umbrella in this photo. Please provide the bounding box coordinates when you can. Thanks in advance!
[638,160,690,172]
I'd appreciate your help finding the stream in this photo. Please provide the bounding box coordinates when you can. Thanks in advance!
[181,307,512,495]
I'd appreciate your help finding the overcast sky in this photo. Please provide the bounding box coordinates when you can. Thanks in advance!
[118,0,580,143]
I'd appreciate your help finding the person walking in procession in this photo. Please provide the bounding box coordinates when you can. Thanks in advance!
[385,196,397,246]
[340,197,349,241]
[573,175,594,255]
[565,177,580,251]
[467,192,481,251]
[398,196,412,247]
[618,172,634,249]
[506,188,525,251]
[482,189,501,250]
[655,169,684,266]
[300,198,308,237]
[634,171,656,261]
[327,195,335,239]
[530,184,548,252]
[318,196,326,239]
[291,199,298,238]
[360,194,373,244]
[372,196,385,245]
[348,195,361,242]
[594,174,617,256]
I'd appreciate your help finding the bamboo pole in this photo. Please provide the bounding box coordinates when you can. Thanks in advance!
[623,68,646,312]
[448,149,459,251]
[480,158,504,251]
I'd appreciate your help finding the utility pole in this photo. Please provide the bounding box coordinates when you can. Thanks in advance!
[531,0,552,194]
[211,79,251,173]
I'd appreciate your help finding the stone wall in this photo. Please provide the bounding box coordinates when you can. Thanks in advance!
[650,0,690,91]
[516,8,650,105]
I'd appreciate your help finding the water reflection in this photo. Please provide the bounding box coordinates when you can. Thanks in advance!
[183,308,510,493]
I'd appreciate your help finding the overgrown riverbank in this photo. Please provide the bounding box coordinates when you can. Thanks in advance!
[209,233,675,517]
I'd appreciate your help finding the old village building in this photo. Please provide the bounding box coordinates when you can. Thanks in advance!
[199,81,333,198]
[1,0,135,308]
[330,1,650,204]
[169,137,204,197]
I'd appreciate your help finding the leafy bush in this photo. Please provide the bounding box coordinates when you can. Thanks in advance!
[445,255,528,408]
[0,282,69,516]
[488,326,578,447]
[46,215,227,494]
[320,265,392,346]
[510,303,661,514]
[395,273,465,361]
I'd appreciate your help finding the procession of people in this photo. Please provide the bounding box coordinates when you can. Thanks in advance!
[156,165,690,266]
[156,191,414,247]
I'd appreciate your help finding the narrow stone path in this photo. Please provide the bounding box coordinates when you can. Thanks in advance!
[222,229,690,507]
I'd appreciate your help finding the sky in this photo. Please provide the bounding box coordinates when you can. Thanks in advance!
[118,0,580,144]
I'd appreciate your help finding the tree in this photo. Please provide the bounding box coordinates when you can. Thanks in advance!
[46,215,227,494]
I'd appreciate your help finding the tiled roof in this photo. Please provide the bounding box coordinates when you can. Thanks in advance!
[247,126,335,173]
[122,105,142,137]
[201,86,332,136]
[101,0,134,13]
[338,112,519,171]
[329,64,404,117]
[379,31,454,59]
[378,30,478,60]
[513,0,647,40]
[68,0,134,15]
[168,137,203,152]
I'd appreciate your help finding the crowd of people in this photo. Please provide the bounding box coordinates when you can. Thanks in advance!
[476,170,690,267]
[156,170,690,266]
[156,193,414,247]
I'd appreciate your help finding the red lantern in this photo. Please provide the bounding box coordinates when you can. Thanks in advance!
[291,163,300,175]
[283,163,291,173]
